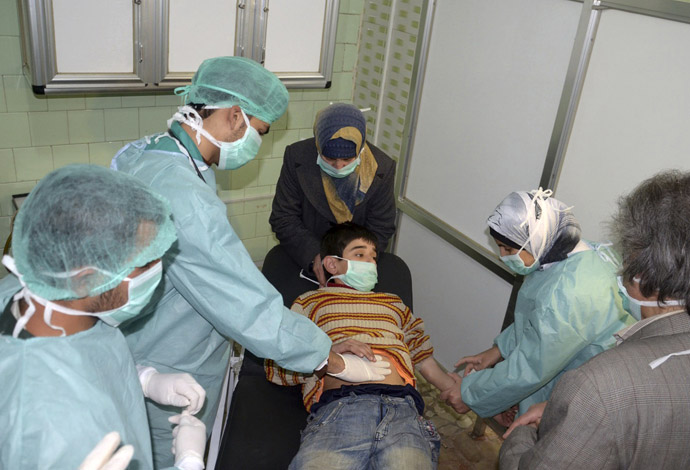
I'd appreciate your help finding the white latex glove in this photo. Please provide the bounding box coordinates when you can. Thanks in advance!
[327,353,392,382]
[169,412,206,470]
[138,366,206,414]
[79,432,134,470]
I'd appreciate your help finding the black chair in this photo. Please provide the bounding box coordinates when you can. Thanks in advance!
[214,245,413,470]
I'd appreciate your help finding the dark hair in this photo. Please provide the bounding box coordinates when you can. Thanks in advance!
[320,222,378,259]
[610,170,690,313]
[189,103,253,122]
[540,229,580,264]
[189,103,216,119]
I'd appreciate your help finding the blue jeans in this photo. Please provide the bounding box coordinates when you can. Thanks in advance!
[289,393,441,470]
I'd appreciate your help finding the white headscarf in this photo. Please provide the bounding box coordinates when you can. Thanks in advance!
[487,188,581,262]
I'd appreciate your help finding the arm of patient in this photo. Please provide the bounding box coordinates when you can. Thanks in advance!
[418,356,467,414]
[417,356,458,392]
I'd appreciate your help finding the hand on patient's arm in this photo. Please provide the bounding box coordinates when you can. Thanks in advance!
[418,357,468,414]
[502,401,547,438]
[439,372,470,414]
[312,254,327,287]
[455,345,502,376]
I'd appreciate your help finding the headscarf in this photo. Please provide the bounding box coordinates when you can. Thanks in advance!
[487,188,581,263]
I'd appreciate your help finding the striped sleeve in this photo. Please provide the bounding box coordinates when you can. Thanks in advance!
[264,358,314,386]
[401,305,434,365]
[264,297,318,386]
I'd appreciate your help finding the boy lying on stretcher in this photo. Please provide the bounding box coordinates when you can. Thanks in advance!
[265,222,463,470]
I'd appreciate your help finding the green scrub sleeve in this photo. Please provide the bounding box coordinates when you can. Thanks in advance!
[462,305,590,417]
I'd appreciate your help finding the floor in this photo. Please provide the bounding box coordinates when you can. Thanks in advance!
[416,373,503,470]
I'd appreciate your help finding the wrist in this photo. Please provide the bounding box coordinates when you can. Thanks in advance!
[176,454,205,470]
[136,366,158,395]
[326,352,345,376]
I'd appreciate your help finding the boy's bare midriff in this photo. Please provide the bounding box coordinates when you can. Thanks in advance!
[324,353,407,391]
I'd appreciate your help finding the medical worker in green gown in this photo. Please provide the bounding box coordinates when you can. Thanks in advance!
[0,165,207,470]
[112,57,384,468]
[441,188,635,421]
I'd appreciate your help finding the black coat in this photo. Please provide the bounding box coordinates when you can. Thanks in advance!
[269,137,397,269]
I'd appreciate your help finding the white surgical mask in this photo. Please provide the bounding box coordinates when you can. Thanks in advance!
[328,256,378,292]
[169,106,262,170]
[4,256,162,337]
[316,154,361,178]
[616,276,682,321]
[500,252,540,276]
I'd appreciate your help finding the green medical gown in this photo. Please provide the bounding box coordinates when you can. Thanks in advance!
[112,131,331,467]
[461,245,635,417]
[0,276,156,470]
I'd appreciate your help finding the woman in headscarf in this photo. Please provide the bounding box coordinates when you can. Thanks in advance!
[267,103,398,301]
[442,188,635,423]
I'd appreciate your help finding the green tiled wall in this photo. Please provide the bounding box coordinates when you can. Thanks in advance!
[354,0,424,160]
[0,0,363,266]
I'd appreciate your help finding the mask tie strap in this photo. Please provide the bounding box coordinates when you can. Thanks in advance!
[650,349,690,369]
[41,302,67,337]
[11,289,34,339]
[2,255,39,338]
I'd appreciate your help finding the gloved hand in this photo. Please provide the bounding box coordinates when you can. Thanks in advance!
[137,366,206,414]
[169,412,207,470]
[327,353,392,382]
[79,432,134,470]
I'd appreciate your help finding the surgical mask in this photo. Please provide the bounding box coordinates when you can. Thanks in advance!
[500,253,540,276]
[5,259,163,337]
[329,256,378,291]
[169,106,262,170]
[316,154,361,178]
[216,109,262,170]
[616,276,683,321]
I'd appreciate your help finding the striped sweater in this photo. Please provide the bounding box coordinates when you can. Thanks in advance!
[265,286,434,411]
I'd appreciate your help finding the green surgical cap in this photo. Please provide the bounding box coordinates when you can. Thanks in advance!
[12,164,177,300]
[174,56,289,124]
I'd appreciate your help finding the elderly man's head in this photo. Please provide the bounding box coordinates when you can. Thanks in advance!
[612,170,690,313]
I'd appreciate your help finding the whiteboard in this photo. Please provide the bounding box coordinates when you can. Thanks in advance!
[264,0,326,73]
[404,0,581,251]
[555,9,690,241]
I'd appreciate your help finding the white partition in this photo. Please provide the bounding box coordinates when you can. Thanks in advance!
[395,214,512,370]
[555,9,690,240]
[404,0,581,252]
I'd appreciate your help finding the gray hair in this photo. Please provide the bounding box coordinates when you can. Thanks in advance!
[610,170,690,313]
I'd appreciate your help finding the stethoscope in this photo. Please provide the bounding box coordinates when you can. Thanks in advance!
[166,127,207,183]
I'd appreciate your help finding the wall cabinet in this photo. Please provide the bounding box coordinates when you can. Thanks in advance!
[18,0,339,94]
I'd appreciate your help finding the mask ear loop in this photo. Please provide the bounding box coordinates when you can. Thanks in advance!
[324,256,350,285]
